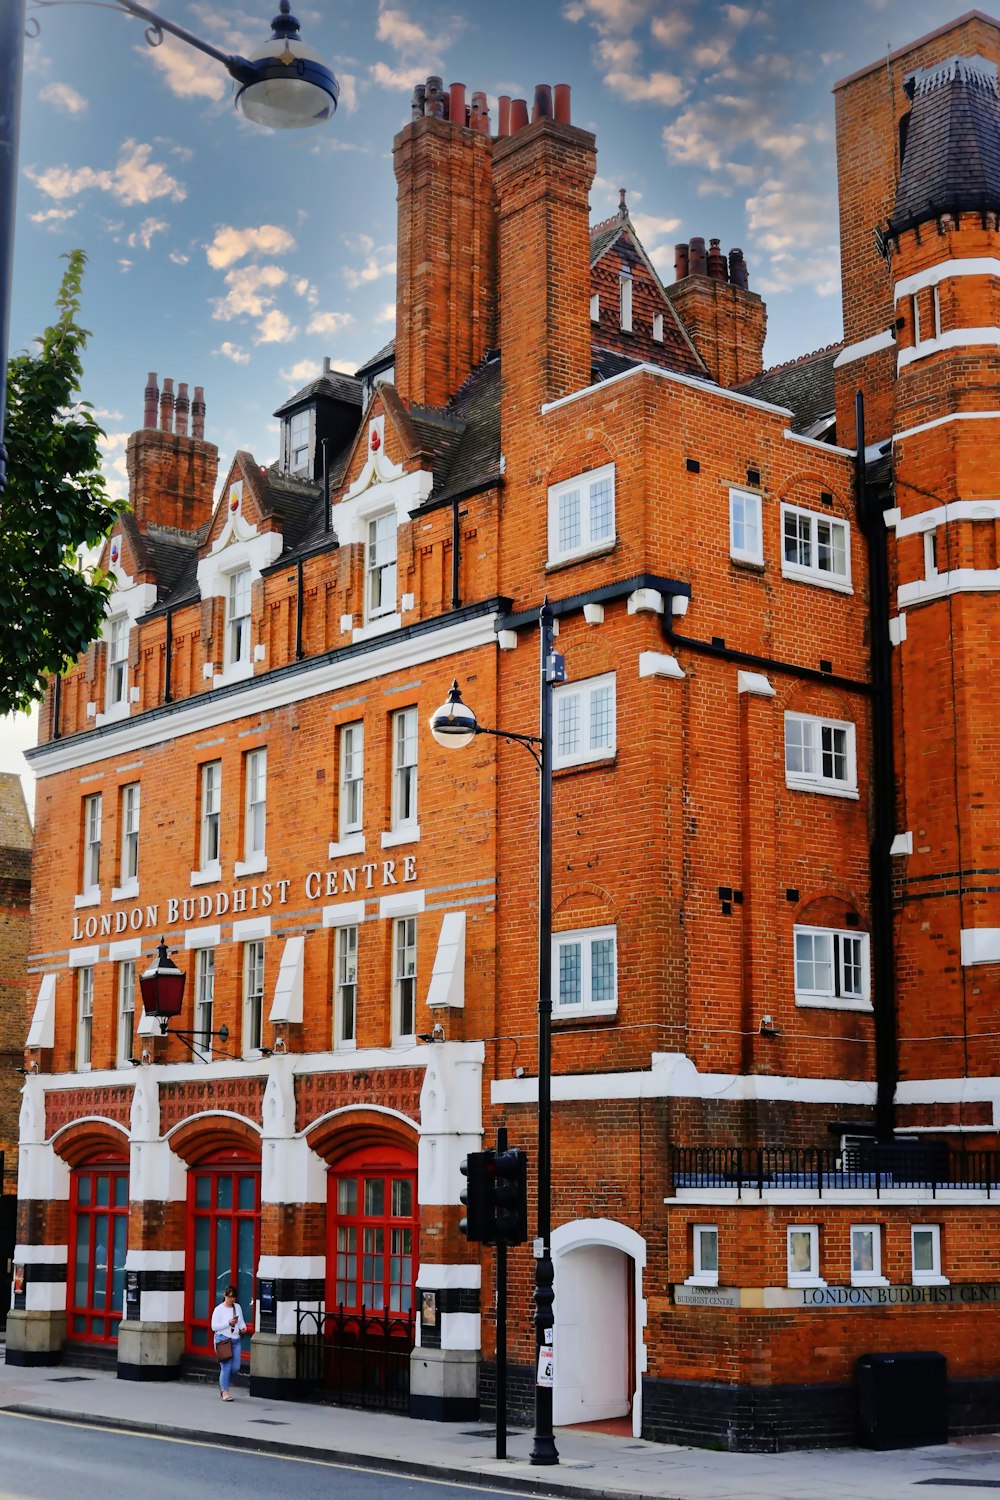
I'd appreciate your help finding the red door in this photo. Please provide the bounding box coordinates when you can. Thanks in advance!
[68,1158,129,1344]
[328,1145,418,1313]
[186,1152,260,1355]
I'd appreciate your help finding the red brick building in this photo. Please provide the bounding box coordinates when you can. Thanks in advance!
[10,12,1000,1451]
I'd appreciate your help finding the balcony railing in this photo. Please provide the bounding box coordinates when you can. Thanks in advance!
[670,1143,1000,1198]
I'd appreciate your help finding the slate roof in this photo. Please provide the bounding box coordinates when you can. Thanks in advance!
[143,524,204,606]
[892,54,1000,231]
[592,346,642,382]
[273,369,363,417]
[355,340,396,378]
[738,343,843,436]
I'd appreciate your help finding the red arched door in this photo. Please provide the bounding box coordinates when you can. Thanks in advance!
[68,1157,129,1344]
[328,1144,418,1313]
[186,1151,260,1355]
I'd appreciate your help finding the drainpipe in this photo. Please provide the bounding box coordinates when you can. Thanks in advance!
[163,607,173,705]
[322,438,330,535]
[51,671,61,741]
[451,499,462,611]
[855,390,898,1141]
[295,557,305,660]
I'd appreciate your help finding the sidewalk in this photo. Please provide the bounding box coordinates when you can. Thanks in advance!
[1,1355,998,1500]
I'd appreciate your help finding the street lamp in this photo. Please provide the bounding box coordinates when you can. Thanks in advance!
[139,936,229,1058]
[429,599,564,1467]
[0,0,338,490]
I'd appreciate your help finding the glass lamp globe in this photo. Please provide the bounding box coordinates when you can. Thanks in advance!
[430,682,478,750]
[235,3,339,129]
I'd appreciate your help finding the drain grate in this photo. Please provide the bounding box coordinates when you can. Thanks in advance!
[248,1419,290,1427]
[48,1376,95,1383]
[460,1429,527,1438]
[917,1482,1000,1489]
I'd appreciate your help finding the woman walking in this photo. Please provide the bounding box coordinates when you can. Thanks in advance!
[211,1284,248,1401]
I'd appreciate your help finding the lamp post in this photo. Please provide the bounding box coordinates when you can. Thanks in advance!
[430,599,564,1466]
[0,0,338,492]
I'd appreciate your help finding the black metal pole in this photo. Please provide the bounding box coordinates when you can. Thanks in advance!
[531,598,558,1465]
[295,556,305,660]
[451,499,462,610]
[0,0,27,494]
[495,1123,508,1462]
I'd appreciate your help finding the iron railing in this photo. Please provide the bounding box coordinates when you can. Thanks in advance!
[295,1303,415,1411]
[670,1143,1000,1198]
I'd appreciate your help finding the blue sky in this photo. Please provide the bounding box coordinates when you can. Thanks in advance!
[2,0,979,795]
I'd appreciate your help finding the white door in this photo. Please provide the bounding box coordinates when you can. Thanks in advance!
[552,1244,630,1426]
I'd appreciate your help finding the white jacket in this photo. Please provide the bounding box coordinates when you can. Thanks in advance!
[210,1300,248,1343]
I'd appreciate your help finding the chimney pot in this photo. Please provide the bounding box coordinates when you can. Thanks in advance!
[159,377,175,433]
[510,97,529,132]
[531,83,553,121]
[674,243,690,281]
[553,83,571,123]
[174,382,190,436]
[729,246,749,290]
[192,386,206,440]
[425,76,445,118]
[689,237,707,276]
[471,90,489,133]
[411,82,426,119]
[323,355,332,374]
[449,82,466,126]
[707,237,728,280]
[497,94,511,136]
[143,372,159,429]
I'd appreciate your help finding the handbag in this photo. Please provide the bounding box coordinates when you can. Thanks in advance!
[214,1335,234,1361]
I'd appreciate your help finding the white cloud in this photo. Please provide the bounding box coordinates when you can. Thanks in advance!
[280,358,322,386]
[27,139,186,207]
[597,38,687,106]
[342,234,396,290]
[630,210,682,246]
[376,5,438,53]
[370,1,464,91]
[255,309,297,344]
[91,407,124,422]
[29,206,76,226]
[119,259,133,273]
[650,11,693,47]
[205,224,296,270]
[39,82,87,115]
[370,61,431,91]
[337,72,360,113]
[293,277,320,305]
[215,341,251,364]
[169,250,190,265]
[212,263,288,321]
[562,0,656,33]
[98,430,130,497]
[127,216,168,251]
[745,179,840,296]
[307,310,354,335]
[139,34,228,101]
[375,301,396,325]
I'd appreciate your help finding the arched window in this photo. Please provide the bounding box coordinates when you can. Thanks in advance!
[68,1157,128,1345]
[328,1145,418,1313]
[186,1151,260,1356]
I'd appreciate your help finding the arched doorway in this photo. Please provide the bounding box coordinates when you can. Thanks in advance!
[551,1219,647,1436]
[68,1156,129,1345]
[186,1150,260,1357]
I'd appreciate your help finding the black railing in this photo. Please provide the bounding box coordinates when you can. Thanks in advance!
[671,1143,1000,1198]
[295,1303,415,1411]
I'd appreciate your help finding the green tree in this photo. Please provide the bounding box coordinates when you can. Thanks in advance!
[0,250,125,716]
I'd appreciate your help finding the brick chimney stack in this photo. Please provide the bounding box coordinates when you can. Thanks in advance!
[665,238,767,387]
[493,100,596,425]
[393,75,498,409]
[126,372,218,534]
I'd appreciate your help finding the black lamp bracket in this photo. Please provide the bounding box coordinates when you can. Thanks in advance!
[26,0,260,86]
[155,1022,230,1062]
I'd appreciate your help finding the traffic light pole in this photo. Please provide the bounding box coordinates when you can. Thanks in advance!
[495,1125,508,1462]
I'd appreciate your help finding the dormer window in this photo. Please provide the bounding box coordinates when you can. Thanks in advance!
[366,511,397,619]
[288,409,310,475]
[106,615,129,709]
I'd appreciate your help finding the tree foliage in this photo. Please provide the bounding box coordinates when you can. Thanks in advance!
[0,250,125,717]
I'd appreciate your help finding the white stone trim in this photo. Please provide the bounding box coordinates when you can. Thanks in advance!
[737,670,775,697]
[583,603,605,625]
[124,1249,185,1271]
[898,568,1000,606]
[323,900,367,928]
[32,614,501,779]
[416,1263,481,1290]
[68,946,99,969]
[893,411,1000,446]
[894,256,1000,300]
[638,651,684,680]
[13,1244,68,1264]
[426,911,466,1009]
[961,929,1000,967]
[109,937,143,961]
[257,1254,326,1279]
[26,974,57,1049]
[190,861,222,887]
[381,825,420,849]
[185,924,220,950]
[380,889,426,919]
[833,330,896,368]
[540,361,793,420]
[111,877,140,903]
[234,851,268,879]
[232,916,272,942]
[269,935,305,1024]
[74,887,101,910]
[329,833,365,859]
[894,498,1000,538]
[898,329,1000,370]
[497,630,518,650]
[439,1311,480,1350]
[627,587,664,615]
[783,429,855,457]
[888,615,907,646]
[890,832,913,856]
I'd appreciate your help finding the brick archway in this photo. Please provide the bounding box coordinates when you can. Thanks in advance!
[50,1119,129,1167]
[166,1112,262,1165]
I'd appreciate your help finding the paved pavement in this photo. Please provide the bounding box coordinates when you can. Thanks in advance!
[1,1355,999,1500]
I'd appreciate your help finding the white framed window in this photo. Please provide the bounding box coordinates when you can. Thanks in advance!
[911,292,922,346]
[195,947,215,1061]
[619,270,633,332]
[106,615,129,709]
[199,761,222,872]
[288,408,310,474]
[729,488,763,566]
[590,292,600,322]
[781,503,851,591]
[393,915,417,1042]
[652,311,664,343]
[548,463,616,564]
[553,673,616,769]
[686,1223,719,1287]
[784,713,857,797]
[227,566,252,667]
[339,722,364,837]
[932,284,942,340]
[850,1224,886,1287]
[119,783,140,885]
[366,511,397,619]
[554,925,618,1015]
[924,528,939,579]
[82,793,102,893]
[117,960,136,1067]
[912,1224,947,1285]
[243,939,265,1054]
[77,966,94,1071]
[794,925,871,1010]
[391,707,418,830]
[334,924,358,1049]
[786,1224,824,1287]
[244,748,267,860]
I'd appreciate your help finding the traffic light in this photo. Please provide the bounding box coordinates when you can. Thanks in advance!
[493,1148,528,1246]
[459,1149,496,1243]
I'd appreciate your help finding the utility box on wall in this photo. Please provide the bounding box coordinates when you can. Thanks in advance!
[857,1351,948,1450]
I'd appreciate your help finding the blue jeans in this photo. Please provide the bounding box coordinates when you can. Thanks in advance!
[219,1340,241,1391]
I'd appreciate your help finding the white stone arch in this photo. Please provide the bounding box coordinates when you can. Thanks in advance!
[551,1217,647,1437]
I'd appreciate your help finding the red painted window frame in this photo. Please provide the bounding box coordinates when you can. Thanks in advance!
[185,1151,260,1356]
[67,1156,129,1346]
[327,1143,419,1315]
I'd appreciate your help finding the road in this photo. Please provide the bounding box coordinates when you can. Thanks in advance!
[0,1412,531,1500]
